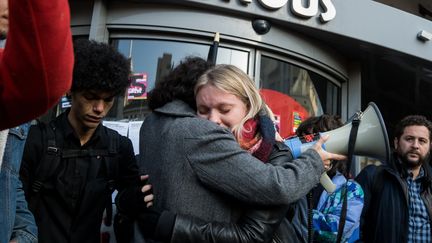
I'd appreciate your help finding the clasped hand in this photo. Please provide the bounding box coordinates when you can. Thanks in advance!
[140,174,154,208]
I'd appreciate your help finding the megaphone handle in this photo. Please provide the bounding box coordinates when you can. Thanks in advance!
[320,172,336,193]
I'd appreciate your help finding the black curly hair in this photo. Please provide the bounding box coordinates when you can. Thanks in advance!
[148,56,214,110]
[71,39,131,96]
[296,114,343,136]
[394,115,432,141]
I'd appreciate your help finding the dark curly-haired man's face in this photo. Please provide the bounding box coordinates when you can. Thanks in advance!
[68,90,115,131]
[394,125,431,169]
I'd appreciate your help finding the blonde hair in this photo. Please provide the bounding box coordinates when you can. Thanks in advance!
[194,64,274,139]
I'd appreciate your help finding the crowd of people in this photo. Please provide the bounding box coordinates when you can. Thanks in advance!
[1,0,432,243]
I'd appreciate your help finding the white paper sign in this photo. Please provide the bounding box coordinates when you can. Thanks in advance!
[102,121,129,137]
[128,121,143,155]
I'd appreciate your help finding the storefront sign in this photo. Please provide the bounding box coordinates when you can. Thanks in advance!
[60,95,71,110]
[127,73,148,100]
[249,0,336,22]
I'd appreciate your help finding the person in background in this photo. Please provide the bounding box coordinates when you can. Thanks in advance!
[356,115,432,243]
[20,40,149,243]
[293,115,364,243]
[128,59,345,242]
[0,0,73,241]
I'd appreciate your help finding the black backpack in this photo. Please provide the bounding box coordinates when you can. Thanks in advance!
[29,121,120,226]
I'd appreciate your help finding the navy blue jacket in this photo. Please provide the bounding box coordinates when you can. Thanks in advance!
[355,153,432,243]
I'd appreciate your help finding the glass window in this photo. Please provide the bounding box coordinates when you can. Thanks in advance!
[109,39,249,120]
[42,37,342,140]
[259,55,340,138]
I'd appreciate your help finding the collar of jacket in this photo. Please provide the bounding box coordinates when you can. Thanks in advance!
[155,100,197,118]
[386,152,432,189]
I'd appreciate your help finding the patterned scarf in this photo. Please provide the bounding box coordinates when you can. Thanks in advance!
[238,114,276,162]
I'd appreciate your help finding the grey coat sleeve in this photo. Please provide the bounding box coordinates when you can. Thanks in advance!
[183,122,325,205]
[168,143,294,243]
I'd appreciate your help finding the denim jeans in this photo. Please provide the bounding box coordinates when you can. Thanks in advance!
[0,123,37,242]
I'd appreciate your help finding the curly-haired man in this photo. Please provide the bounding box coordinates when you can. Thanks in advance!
[356,115,432,242]
[19,40,146,243]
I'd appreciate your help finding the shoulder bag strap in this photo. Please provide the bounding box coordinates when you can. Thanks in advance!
[336,117,360,243]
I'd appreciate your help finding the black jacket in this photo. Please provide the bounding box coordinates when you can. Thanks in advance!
[20,112,140,243]
[157,142,301,243]
[355,153,432,243]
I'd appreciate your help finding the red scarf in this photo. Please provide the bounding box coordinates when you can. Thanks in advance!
[238,117,274,162]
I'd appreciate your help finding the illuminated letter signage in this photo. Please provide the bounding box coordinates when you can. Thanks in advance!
[256,0,336,22]
[292,0,318,18]
[258,0,288,9]
[319,0,336,22]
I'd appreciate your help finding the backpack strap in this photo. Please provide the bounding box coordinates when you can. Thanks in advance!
[31,123,121,226]
[108,129,119,155]
[103,128,120,181]
[62,149,109,158]
[31,122,62,194]
[102,128,120,227]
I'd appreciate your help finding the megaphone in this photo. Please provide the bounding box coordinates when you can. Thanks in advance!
[284,102,390,193]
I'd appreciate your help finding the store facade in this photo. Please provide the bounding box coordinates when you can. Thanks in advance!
[67,0,432,173]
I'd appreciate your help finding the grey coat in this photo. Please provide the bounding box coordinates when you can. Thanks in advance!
[138,100,324,224]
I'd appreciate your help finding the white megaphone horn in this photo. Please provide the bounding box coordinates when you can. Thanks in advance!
[284,102,390,193]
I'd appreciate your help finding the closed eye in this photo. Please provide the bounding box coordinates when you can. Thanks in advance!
[218,104,232,114]
[197,107,209,116]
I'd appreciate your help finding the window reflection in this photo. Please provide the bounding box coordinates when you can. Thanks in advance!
[109,39,249,120]
[260,55,339,138]
[37,38,341,144]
